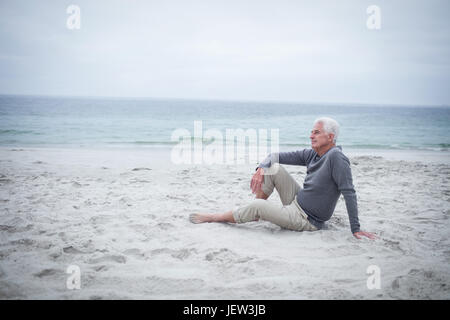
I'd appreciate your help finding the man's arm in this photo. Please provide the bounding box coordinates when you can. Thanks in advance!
[330,152,361,234]
[251,150,312,194]
[257,150,312,169]
[331,152,377,239]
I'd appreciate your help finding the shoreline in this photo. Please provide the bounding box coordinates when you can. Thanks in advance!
[0,145,449,167]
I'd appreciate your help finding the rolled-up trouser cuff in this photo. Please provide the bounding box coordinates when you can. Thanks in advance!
[232,206,243,223]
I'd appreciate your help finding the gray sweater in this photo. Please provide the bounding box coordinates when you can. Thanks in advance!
[258,146,360,233]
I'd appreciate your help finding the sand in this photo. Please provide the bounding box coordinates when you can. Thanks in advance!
[0,147,449,299]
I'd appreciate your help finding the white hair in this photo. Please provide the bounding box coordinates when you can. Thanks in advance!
[314,117,340,143]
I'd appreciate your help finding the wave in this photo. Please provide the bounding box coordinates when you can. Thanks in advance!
[0,129,36,135]
[108,141,178,145]
[1,137,449,152]
[106,136,264,145]
[280,142,450,151]
[102,141,450,152]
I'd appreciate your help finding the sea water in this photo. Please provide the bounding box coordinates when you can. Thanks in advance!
[1,95,449,154]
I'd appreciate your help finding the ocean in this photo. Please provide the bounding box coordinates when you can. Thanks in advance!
[1,95,449,154]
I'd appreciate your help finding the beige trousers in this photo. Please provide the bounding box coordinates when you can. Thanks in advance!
[232,164,318,232]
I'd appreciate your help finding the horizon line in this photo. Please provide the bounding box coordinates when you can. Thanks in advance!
[0,92,449,109]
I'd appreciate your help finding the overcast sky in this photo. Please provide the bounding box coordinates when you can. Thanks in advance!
[0,0,449,105]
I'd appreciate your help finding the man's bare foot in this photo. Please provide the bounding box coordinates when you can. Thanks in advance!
[189,213,215,224]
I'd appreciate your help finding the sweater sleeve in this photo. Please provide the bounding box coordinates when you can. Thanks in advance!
[257,150,312,169]
[331,152,361,233]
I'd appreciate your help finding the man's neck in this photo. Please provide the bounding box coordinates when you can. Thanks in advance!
[315,144,336,157]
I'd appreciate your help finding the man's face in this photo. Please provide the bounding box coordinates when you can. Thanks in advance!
[310,122,334,151]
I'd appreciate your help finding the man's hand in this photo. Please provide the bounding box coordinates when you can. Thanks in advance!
[353,231,377,240]
[250,167,264,194]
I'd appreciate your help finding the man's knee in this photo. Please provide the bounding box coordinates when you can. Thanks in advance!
[264,164,291,187]
[251,199,268,209]
[263,163,285,177]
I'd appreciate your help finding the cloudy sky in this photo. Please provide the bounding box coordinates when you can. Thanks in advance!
[0,0,449,105]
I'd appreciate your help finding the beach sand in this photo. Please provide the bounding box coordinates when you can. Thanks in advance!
[0,147,449,299]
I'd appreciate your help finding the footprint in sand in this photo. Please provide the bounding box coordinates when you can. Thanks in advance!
[132,167,152,171]
[88,254,127,264]
[9,238,35,246]
[0,224,33,233]
[156,222,175,230]
[93,265,109,272]
[33,268,60,278]
[148,248,197,261]
[122,248,145,259]
[63,246,84,254]
[204,248,247,264]
[0,177,13,184]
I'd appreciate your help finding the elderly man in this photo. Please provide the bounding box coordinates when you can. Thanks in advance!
[190,117,375,239]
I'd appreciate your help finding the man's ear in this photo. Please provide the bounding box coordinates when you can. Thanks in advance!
[329,133,335,143]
